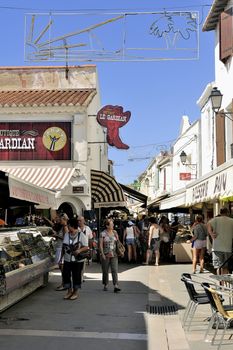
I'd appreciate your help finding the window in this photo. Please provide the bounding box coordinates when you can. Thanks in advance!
[220,7,233,63]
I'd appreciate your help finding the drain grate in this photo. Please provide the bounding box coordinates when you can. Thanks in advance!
[147,304,178,315]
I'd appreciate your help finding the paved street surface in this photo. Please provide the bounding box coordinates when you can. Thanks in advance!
[0,262,233,350]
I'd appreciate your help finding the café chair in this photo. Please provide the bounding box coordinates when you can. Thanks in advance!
[207,286,233,350]
[181,273,209,330]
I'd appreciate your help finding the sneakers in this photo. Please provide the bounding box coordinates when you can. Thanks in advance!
[55,285,66,291]
[114,287,121,293]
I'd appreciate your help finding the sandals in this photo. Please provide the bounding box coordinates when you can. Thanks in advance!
[63,291,73,300]
[69,293,78,300]
[64,290,79,300]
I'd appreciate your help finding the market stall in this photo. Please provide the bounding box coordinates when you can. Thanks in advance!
[172,226,193,263]
[0,226,55,312]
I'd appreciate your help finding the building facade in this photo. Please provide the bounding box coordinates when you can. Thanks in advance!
[0,66,109,217]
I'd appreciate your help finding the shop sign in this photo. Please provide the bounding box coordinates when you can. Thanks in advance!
[179,172,191,180]
[192,180,209,202]
[186,168,231,205]
[72,186,84,194]
[9,177,57,208]
[0,122,71,160]
[97,105,131,149]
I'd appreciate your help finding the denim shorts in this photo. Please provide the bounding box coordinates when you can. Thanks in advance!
[126,238,135,245]
[150,238,160,251]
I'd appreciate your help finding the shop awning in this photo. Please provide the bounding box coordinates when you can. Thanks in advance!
[160,190,186,210]
[91,169,126,208]
[0,170,57,208]
[0,167,75,191]
[147,194,169,209]
[119,183,147,207]
[8,175,57,208]
[186,159,233,206]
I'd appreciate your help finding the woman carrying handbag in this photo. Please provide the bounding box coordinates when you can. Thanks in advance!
[99,218,121,293]
[60,218,89,300]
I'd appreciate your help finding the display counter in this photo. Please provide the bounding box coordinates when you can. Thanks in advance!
[173,242,192,263]
[0,226,55,312]
[172,227,192,263]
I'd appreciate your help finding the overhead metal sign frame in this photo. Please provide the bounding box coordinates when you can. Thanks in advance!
[24,10,199,62]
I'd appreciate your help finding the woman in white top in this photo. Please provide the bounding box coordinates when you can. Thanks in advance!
[145,217,162,266]
[123,221,139,263]
[60,218,89,300]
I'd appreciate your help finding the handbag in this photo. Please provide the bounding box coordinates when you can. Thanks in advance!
[70,232,91,261]
[75,248,91,261]
[116,239,125,257]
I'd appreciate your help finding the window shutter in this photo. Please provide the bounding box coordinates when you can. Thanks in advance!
[220,8,233,62]
[216,112,225,166]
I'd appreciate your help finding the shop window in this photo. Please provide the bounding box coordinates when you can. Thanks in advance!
[219,7,233,63]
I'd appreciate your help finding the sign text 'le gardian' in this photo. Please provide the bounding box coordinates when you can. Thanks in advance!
[97,105,131,149]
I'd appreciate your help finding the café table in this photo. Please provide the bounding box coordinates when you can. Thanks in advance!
[210,274,233,304]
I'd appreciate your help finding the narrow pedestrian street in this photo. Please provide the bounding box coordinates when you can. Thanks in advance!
[0,263,148,350]
[1,262,233,350]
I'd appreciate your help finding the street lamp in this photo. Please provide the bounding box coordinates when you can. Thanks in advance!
[180,150,188,165]
[209,87,233,120]
[179,151,197,178]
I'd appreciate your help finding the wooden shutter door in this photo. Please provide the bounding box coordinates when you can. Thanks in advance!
[220,8,233,62]
[216,113,226,166]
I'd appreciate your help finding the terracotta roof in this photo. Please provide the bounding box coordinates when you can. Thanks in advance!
[0,89,96,107]
[203,0,228,31]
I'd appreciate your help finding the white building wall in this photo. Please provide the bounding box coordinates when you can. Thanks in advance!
[172,117,200,192]
[197,83,216,174]
[214,2,233,162]
[138,153,171,201]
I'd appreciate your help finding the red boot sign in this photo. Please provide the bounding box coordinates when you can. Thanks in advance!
[97,105,131,149]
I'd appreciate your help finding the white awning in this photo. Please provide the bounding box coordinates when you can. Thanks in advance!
[186,159,233,206]
[0,167,75,191]
[8,175,57,208]
[160,190,186,210]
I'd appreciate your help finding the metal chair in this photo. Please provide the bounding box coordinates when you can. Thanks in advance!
[201,282,223,342]
[181,273,209,330]
[207,286,233,350]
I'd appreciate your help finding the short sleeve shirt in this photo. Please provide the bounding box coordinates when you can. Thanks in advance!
[63,231,88,262]
[193,223,207,241]
[209,216,233,252]
[78,225,93,240]
[100,230,117,256]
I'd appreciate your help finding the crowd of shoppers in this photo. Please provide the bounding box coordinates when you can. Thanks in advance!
[43,206,233,301]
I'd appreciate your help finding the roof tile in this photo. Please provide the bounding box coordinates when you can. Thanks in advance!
[0,89,96,107]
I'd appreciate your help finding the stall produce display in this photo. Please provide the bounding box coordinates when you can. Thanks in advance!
[173,226,193,263]
[0,227,56,310]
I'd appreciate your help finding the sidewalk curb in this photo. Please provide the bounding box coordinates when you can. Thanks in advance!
[147,265,190,350]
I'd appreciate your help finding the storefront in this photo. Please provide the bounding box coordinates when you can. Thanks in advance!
[0,170,57,312]
[0,66,107,218]
[186,159,233,218]
[159,189,187,213]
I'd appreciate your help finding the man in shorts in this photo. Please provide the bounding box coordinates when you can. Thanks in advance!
[207,207,233,275]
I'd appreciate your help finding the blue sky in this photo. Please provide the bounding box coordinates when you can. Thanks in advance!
[0,1,214,184]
